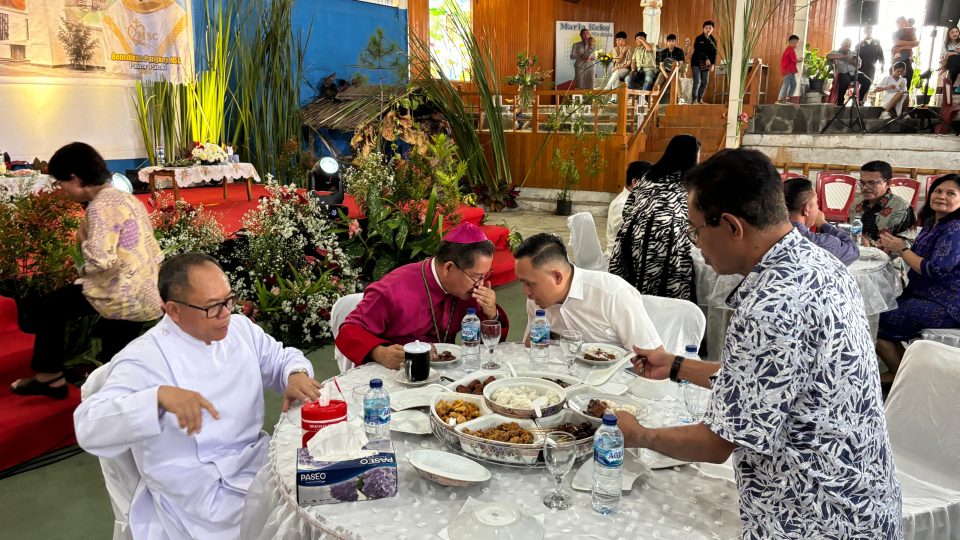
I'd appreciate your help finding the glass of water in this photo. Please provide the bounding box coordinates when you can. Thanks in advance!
[480,320,502,370]
[682,382,710,422]
[542,431,577,509]
[558,330,584,374]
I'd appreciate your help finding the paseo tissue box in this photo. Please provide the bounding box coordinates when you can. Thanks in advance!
[296,440,398,506]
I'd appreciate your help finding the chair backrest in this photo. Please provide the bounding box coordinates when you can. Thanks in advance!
[925,174,944,199]
[331,293,364,373]
[81,363,138,540]
[640,294,706,356]
[566,212,607,271]
[889,177,920,209]
[817,174,858,222]
[885,340,960,491]
[780,172,806,182]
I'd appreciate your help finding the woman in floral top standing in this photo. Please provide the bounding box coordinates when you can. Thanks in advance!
[10,143,163,399]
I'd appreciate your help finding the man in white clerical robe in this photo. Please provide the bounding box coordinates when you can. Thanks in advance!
[514,233,662,351]
[74,253,321,539]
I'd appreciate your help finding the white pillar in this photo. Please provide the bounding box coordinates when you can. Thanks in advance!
[724,0,748,149]
[793,0,811,100]
[643,0,663,45]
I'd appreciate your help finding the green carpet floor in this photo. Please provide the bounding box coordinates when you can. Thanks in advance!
[0,282,529,540]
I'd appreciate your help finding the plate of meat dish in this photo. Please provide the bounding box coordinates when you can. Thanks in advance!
[578,343,629,366]
[431,344,461,365]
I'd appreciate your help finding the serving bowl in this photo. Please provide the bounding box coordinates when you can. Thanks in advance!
[430,392,490,447]
[454,414,544,465]
[482,377,566,419]
[534,409,601,460]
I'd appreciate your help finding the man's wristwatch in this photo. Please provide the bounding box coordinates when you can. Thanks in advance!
[669,355,684,383]
[288,368,309,379]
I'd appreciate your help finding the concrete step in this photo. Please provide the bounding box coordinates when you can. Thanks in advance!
[516,187,615,218]
[658,115,726,128]
[652,126,726,140]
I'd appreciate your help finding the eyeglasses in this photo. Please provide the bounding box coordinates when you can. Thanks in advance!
[170,295,238,319]
[685,217,721,244]
[453,263,492,288]
[858,179,885,188]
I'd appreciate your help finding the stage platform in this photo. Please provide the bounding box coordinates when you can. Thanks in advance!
[750,103,958,135]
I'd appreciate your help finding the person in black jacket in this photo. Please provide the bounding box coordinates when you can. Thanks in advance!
[857,26,885,95]
[690,21,718,104]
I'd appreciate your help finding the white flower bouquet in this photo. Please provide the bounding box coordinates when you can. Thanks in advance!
[191,142,229,165]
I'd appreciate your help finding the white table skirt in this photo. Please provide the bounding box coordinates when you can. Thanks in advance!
[137,162,261,188]
[241,343,744,539]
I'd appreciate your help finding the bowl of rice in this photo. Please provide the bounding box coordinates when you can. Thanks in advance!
[482,377,567,419]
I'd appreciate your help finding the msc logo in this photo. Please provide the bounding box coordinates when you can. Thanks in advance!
[127,19,159,48]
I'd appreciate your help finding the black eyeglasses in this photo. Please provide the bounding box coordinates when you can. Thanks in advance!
[453,263,492,288]
[171,295,238,319]
[685,217,721,244]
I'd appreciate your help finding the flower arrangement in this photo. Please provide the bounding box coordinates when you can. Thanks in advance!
[191,141,229,165]
[149,194,226,257]
[595,49,615,69]
[228,181,359,347]
[505,52,551,110]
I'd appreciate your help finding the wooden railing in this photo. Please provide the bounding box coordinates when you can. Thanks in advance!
[637,67,679,140]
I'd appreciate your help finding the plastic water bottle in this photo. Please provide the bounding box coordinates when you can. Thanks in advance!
[155,144,165,167]
[530,309,550,362]
[363,379,390,442]
[850,216,863,245]
[460,308,481,372]
[592,412,624,514]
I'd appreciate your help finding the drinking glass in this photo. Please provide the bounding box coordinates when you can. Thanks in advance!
[480,320,502,370]
[682,382,710,422]
[542,431,577,509]
[559,330,584,374]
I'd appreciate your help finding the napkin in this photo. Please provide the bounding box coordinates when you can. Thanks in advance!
[438,497,545,540]
[306,417,378,461]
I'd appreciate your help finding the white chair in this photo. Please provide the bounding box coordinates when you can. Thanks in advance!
[331,293,364,373]
[640,294,706,356]
[567,212,608,271]
[81,363,138,540]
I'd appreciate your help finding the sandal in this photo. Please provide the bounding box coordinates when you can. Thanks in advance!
[10,375,69,399]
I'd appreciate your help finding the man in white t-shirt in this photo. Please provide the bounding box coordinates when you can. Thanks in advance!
[875,61,908,119]
[605,160,651,259]
[514,233,662,351]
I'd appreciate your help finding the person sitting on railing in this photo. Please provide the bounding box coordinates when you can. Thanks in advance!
[627,32,657,92]
[603,31,632,90]
[655,34,685,98]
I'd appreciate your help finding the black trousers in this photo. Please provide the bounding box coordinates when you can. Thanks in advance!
[946,55,960,87]
[861,65,876,94]
[836,72,870,105]
[26,284,144,373]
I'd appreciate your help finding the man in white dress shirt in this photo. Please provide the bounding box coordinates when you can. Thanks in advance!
[74,253,322,539]
[605,160,652,258]
[514,233,662,351]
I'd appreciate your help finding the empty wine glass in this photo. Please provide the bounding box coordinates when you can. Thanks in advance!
[682,382,710,423]
[542,431,577,509]
[559,330,583,374]
[480,320,501,370]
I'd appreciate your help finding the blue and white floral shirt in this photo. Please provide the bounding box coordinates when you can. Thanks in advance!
[703,229,902,539]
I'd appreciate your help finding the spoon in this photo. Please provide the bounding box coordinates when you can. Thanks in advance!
[503,361,518,378]
[533,395,548,418]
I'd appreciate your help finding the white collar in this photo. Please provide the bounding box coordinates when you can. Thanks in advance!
[430,258,449,294]
[561,265,584,307]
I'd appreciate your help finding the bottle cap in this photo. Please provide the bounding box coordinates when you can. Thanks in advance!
[370,378,383,389]
[466,307,476,315]
[602,412,618,425]
[684,345,698,353]
[536,309,546,316]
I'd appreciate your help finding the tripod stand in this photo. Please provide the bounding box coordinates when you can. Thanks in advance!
[821,69,868,133]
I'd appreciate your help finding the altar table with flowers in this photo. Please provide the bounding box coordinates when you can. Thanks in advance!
[138,162,261,201]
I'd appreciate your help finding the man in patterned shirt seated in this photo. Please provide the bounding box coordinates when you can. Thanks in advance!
[618,149,902,538]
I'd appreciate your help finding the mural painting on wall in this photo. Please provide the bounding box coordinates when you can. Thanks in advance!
[0,0,193,82]
[555,21,613,91]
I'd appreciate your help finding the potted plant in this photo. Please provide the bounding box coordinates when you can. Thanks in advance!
[803,46,832,93]
[506,52,550,128]
[551,148,578,216]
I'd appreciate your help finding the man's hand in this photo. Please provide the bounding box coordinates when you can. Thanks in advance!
[615,411,649,448]
[630,345,674,380]
[371,344,405,370]
[283,372,322,412]
[472,280,497,320]
[814,211,827,227]
[878,231,907,254]
[158,385,220,436]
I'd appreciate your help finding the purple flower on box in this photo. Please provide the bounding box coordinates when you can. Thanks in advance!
[359,467,397,499]
[330,479,359,502]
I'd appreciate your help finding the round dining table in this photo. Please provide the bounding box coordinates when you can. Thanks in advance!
[691,246,903,359]
[240,343,743,539]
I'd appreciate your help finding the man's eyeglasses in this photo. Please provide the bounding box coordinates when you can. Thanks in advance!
[858,179,885,188]
[171,295,238,319]
[453,263,492,288]
[685,217,721,244]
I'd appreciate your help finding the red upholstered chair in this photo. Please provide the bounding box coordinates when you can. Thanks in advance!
[817,174,858,222]
[889,177,921,209]
[781,172,806,182]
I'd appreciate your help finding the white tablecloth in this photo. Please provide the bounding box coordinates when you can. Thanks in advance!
[241,343,744,539]
[137,162,261,188]
[691,246,903,359]
[0,173,52,198]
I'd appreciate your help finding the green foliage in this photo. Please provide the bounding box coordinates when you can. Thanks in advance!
[803,45,833,80]
[357,27,408,84]
[56,16,96,69]
[546,104,607,201]
[506,52,551,110]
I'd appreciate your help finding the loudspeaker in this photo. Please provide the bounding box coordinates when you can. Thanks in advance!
[926,0,960,26]
[843,0,879,26]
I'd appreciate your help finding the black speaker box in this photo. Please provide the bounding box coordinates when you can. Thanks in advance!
[844,0,880,26]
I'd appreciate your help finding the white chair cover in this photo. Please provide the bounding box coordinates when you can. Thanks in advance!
[331,293,364,374]
[823,180,854,211]
[890,184,919,207]
[567,212,607,271]
[640,294,706,356]
[81,363,138,540]
[885,340,960,491]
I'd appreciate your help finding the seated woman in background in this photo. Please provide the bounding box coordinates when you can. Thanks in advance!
[876,173,960,380]
[10,143,163,399]
[609,134,700,301]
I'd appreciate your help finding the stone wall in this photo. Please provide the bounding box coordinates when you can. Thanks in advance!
[743,133,960,171]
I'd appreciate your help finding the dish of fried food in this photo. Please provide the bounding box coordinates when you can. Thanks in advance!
[463,422,534,444]
[585,398,643,419]
[542,377,572,388]
[552,422,597,440]
[435,399,481,424]
[436,351,457,362]
[455,376,497,395]
[583,348,618,362]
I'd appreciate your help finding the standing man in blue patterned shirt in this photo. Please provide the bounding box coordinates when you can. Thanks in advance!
[618,148,902,538]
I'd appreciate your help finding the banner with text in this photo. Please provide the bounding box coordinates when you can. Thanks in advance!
[555,21,613,90]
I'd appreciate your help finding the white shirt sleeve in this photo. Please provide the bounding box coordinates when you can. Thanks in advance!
[611,286,663,351]
[233,315,314,393]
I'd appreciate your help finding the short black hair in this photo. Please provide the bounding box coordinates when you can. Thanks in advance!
[580,28,588,37]
[788,35,800,42]
[861,160,893,180]
[919,174,960,225]
[703,21,715,28]
[435,239,495,270]
[48,142,111,186]
[158,252,222,302]
[684,148,789,230]
[626,160,653,187]
[892,61,906,71]
[615,31,627,39]
[666,34,677,41]
[636,32,647,39]
[783,177,815,214]
[513,233,570,268]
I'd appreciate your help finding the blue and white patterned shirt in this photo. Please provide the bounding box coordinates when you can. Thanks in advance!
[703,229,902,539]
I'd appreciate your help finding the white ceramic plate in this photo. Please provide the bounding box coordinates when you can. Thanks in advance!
[596,381,628,396]
[394,368,441,387]
[640,448,690,470]
[432,343,462,366]
[578,343,629,366]
[408,449,491,487]
[391,386,445,411]
[567,393,649,420]
[572,457,650,492]
[389,409,432,435]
